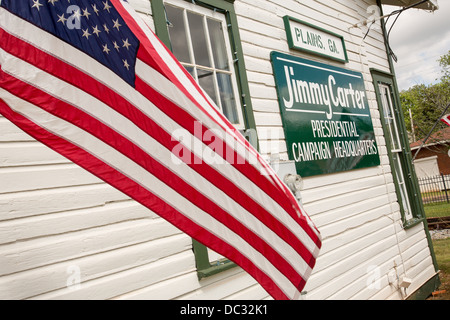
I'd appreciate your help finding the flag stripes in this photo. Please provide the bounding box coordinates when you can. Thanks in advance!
[0,28,318,268]
[0,0,321,300]
[441,114,450,127]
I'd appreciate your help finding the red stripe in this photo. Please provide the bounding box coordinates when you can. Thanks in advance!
[0,29,320,260]
[0,70,309,290]
[0,96,291,301]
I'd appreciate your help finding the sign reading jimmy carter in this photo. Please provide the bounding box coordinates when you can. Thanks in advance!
[271,52,380,177]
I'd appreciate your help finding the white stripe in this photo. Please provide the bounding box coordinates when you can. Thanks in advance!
[0,12,320,255]
[0,88,302,299]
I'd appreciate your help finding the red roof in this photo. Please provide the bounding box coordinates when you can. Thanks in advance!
[410,126,450,149]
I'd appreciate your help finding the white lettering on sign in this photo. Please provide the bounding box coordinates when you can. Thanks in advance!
[286,17,347,62]
[282,65,367,119]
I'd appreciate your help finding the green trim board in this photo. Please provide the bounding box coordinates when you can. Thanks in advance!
[370,69,426,227]
[271,51,380,177]
[407,273,441,300]
[283,16,348,63]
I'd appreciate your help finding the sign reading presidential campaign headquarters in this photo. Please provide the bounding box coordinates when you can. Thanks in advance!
[271,51,380,177]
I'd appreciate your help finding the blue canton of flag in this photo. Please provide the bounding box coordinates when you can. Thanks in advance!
[1,0,139,86]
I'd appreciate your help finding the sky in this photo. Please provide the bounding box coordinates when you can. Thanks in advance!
[382,1,450,91]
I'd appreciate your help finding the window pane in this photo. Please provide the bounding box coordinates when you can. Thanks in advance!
[217,73,238,124]
[207,18,229,70]
[184,65,195,78]
[392,153,413,220]
[187,11,211,67]
[380,84,400,151]
[165,5,191,64]
[197,68,218,105]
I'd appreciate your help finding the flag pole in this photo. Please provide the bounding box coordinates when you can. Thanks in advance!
[412,102,450,161]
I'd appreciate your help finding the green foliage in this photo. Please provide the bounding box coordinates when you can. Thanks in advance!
[439,50,450,82]
[400,50,450,142]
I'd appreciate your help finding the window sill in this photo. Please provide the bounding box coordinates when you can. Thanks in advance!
[403,217,424,229]
[197,259,238,280]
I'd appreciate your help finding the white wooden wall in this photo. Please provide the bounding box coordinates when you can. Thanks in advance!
[236,0,437,299]
[0,0,437,300]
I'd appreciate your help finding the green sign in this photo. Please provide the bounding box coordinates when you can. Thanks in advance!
[271,51,380,177]
[284,16,348,63]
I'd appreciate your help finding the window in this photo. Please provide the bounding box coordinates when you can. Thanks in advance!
[165,1,243,126]
[371,70,424,227]
[379,83,414,221]
[152,0,254,131]
[151,0,256,278]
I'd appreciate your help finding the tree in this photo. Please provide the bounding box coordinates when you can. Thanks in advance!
[400,50,450,144]
[439,50,450,82]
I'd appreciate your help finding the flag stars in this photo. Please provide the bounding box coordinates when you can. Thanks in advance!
[92,4,100,16]
[102,44,111,55]
[113,41,120,51]
[122,38,131,50]
[31,0,43,11]
[103,24,110,34]
[72,8,82,21]
[82,28,92,40]
[92,25,101,37]
[112,19,122,31]
[103,1,112,13]
[57,13,67,25]
[82,8,91,20]
[47,0,59,5]
[123,59,130,70]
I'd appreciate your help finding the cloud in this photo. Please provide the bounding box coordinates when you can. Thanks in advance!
[382,1,450,91]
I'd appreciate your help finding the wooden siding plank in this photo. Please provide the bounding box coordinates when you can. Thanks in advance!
[0,234,192,300]
[0,219,183,276]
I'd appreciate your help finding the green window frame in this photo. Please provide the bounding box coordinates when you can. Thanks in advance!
[371,69,425,228]
[151,0,256,279]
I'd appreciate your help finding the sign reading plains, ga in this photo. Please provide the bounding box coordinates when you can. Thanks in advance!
[271,52,380,177]
[284,16,348,63]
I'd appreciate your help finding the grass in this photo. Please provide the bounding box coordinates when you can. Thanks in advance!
[429,238,450,300]
[422,201,450,299]
[423,201,450,218]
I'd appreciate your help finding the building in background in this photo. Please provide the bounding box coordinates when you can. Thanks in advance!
[411,126,450,178]
[0,0,440,300]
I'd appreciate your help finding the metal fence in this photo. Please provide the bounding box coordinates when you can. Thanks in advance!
[418,174,450,204]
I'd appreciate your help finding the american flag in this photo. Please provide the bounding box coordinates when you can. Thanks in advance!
[0,0,321,300]
[441,114,450,127]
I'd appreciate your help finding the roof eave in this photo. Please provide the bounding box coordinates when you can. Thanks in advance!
[380,0,439,11]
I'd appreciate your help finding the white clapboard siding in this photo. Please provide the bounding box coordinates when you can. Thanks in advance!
[234,0,437,300]
[0,0,437,301]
